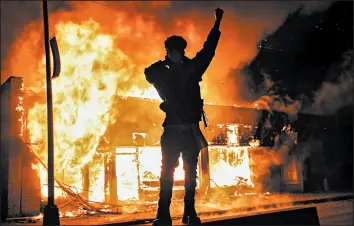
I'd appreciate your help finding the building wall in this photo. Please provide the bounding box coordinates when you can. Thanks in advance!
[1,77,41,218]
[258,153,304,193]
[1,77,17,219]
[20,142,41,216]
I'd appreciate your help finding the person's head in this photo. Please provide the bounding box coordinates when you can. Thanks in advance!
[164,35,187,63]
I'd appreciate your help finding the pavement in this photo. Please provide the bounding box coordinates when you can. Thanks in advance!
[317,199,353,225]
[2,192,353,225]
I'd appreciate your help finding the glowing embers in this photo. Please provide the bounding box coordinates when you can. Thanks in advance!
[225,124,240,146]
[211,124,255,146]
[283,157,300,184]
[115,147,200,201]
[116,148,140,200]
[209,146,254,188]
[115,145,255,200]
[15,81,25,137]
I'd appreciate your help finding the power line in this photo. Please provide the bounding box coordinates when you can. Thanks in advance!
[91,1,122,14]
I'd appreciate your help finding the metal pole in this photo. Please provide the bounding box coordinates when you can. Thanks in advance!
[43,0,55,207]
[42,1,60,224]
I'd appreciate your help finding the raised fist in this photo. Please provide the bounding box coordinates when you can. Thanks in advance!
[215,7,224,20]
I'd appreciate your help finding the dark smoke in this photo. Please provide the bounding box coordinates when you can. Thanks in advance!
[303,50,354,115]
[228,1,352,120]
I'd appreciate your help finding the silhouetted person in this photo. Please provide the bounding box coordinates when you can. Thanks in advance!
[144,7,224,226]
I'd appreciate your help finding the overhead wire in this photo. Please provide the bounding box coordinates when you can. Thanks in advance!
[90,1,123,14]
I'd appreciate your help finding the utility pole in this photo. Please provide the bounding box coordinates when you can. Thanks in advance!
[42,1,60,225]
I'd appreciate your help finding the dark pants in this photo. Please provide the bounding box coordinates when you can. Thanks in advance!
[159,124,202,202]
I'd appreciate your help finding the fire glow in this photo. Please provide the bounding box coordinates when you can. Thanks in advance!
[23,19,259,202]
[21,16,259,202]
[15,82,25,137]
[1,2,300,218]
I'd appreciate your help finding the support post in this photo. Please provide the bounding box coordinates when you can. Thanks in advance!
[199,147,210,195]
[104,154,109,202]
[109,153,118,204]
[135,148,141,201]
[42,1,60,225]
[81,164,90,200]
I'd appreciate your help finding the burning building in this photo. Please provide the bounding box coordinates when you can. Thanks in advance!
[1,77,41,220]
[3,1,350,219]
[1,76,306,219]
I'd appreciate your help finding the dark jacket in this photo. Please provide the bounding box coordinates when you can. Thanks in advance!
[145,27,221,126]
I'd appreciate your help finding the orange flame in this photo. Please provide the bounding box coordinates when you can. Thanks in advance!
[1,1,290,206]
[15,82,25,137]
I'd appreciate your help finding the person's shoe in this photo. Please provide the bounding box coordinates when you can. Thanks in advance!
[153,200,172,226]
[182,215,201,225]
[152,217,172,226]
[182,214,188,224]
[187,216,201,225]
[182,199,201,225]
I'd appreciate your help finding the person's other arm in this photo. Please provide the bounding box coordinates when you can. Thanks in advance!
[144,60,164,85]
[144,60,176,101]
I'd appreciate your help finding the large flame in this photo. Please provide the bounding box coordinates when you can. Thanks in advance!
[27,20,137,200]
[1,1,295,208]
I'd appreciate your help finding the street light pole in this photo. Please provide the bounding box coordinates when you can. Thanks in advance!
[42,1,60,225]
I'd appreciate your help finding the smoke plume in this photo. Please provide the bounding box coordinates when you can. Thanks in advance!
[303,50,354,115]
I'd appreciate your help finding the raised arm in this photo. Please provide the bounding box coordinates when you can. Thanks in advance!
[192,7,223,76]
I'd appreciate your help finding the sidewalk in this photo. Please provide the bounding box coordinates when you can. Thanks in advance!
[3,192,353,225]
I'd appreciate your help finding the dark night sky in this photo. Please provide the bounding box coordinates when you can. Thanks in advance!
[1,1,334,73]
[1,0,351,111]
[248,1,353,99]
